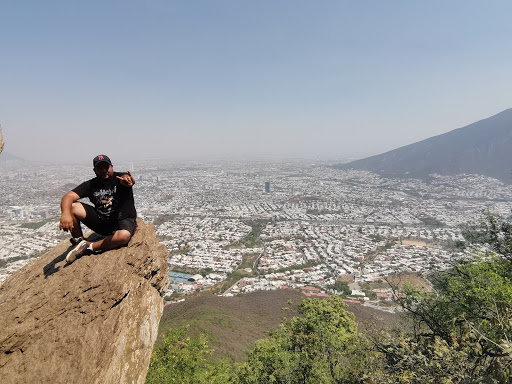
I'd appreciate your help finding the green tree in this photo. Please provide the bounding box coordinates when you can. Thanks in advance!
[376,254,512,383]
[237,296,377,383]
[372,213,512,383]
[362,290,377,300]
[464,211,512,261]
[146,326,236,384]
[328,280,352,296]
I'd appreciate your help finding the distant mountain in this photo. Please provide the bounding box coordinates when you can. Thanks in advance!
[336,109,512,183]
[0,125,4,154]
[0,152,26,163]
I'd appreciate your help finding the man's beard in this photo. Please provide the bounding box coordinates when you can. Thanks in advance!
[99,176,114,186]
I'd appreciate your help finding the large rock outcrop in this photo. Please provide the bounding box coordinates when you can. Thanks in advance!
[0,219,169,384]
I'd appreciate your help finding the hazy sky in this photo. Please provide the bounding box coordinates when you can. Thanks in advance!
[2,1,512,164]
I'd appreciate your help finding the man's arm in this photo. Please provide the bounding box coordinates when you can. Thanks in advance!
[116,171,135,187]
[59,191,81,231]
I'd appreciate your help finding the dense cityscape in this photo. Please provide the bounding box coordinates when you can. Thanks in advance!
[1,158,511,308]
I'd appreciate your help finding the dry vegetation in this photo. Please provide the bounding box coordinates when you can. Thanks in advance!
[158,289,401,361]
[401,239,428,246]
[386,272,433,292]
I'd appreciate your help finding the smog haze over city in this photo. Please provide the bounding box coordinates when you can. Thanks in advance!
[2,2,512,307]
[2,1,512,163]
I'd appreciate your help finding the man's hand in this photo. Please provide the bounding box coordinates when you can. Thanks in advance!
[59,212,74,232]
[117,171,135,187]
[60,191,80,232]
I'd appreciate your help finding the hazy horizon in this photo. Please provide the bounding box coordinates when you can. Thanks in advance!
[0,150,356,168]
[2,1,512,163]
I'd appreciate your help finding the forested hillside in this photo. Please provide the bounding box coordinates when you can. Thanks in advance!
[146,213,512,383]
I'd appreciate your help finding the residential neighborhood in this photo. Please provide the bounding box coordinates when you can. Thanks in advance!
[1,159,510,308]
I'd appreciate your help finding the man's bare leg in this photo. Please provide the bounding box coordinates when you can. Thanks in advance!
[66,229,132,263]
[68,204,132,250]
[91,230,132,252]
[69,203,86,238]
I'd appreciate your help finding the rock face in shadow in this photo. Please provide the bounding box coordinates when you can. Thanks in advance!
[0,219,169,384]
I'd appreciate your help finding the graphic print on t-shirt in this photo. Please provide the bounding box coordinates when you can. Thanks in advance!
[93,186,117,218]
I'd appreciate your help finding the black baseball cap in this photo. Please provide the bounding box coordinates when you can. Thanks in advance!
[93,154,112,168]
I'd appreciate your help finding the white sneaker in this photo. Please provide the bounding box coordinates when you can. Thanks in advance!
[66,240,91,263]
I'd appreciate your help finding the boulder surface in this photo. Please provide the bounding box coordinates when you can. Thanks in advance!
[0,219,169,384]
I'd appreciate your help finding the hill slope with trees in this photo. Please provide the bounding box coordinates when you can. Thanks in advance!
[147,213,512,383]
[159,289,399,361]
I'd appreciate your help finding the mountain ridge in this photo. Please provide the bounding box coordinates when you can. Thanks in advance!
[336,108,512,183]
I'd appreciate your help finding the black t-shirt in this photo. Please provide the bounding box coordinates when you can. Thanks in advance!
[72,172,137,221]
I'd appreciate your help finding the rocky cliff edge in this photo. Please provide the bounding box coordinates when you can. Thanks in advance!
[0,219,169,384]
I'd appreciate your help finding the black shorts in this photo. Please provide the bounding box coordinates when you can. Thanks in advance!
[79,203,137,237]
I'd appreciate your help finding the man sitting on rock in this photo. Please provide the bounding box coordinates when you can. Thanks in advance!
[59,155,137,263]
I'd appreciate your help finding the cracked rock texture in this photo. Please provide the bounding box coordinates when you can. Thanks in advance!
[0,219,169,384]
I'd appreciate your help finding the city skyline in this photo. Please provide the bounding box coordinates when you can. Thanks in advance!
[1,1,512,163]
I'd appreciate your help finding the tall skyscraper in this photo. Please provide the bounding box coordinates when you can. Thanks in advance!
[265,181,270,193]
